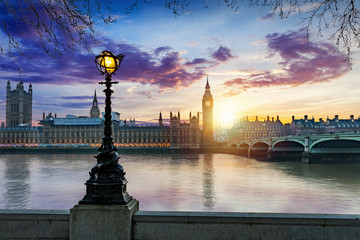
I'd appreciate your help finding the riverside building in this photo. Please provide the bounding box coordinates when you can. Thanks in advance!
[6,80,32,127]
[228,116,286,144]
[0,81,203,149]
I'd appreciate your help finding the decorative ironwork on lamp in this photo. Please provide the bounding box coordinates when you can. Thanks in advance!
[79,50,132,205]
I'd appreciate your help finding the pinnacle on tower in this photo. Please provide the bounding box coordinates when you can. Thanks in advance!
[92,90,98,107]
[93,90,98,102]
[205,75,210,89]
[159,112,163,126]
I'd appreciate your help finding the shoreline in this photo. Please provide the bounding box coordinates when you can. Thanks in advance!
[0,146,229,154]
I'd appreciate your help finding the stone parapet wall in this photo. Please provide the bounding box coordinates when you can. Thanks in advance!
[0,209,69,240]
[133,211,360,240]
[0,209,360,239]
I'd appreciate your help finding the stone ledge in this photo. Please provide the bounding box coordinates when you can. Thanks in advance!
[0,210,69,221]
[134,211,360,226]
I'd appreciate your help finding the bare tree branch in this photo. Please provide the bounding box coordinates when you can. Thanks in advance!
[0,0,115,57]
[125,0,359,61]
[1,0,359,62]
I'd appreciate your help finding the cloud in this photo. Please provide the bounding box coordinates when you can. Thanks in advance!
[190,41,200,46]
[36,101,91,109]
[211,46,234,62]
[126,87,155,100]
[0,37,215,89]
[261,13,276,20]
[154,46,172,56]
[223,28,349,96]
[185,58,210,66]
[58,96,94,100]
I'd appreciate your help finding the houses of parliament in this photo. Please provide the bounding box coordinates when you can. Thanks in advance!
[0,79,214,148]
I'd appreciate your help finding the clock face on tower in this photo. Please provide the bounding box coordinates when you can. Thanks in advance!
[205,101,211,107]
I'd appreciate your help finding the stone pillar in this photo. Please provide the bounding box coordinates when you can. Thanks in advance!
[302,136,310,164]
[70,199,139,240]
[266,139,272,160]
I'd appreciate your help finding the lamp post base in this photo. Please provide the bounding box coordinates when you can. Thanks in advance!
[70,199,139,240]
[79,177,132,205]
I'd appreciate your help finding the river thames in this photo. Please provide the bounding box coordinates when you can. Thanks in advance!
[0,153,359,213]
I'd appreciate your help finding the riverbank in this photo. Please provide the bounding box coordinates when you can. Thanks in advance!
[0,146,229,154]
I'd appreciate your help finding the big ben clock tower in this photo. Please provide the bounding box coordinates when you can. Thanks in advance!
[202,76,214,145]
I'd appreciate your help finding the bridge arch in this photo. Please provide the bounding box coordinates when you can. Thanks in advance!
[309,138,360,150]
[239,143,250,149]
[272,140,304,152]
[310,139,360,153]
[251,141,269,149]
[272,140,304,149]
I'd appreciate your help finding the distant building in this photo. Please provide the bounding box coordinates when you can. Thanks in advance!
[202,77,214,145]
[6,80,32,127]
[0,81,205,149]
[40,113,104,145]
[228,116,286,144]
[0,125,41,145]
[213,126,229,143]
[169,111,200,149]
[290,115,360,135]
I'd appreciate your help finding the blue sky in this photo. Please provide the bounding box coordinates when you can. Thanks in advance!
[0,1,359,127]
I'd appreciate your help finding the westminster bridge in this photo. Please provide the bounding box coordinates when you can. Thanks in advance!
[230,133,360,163]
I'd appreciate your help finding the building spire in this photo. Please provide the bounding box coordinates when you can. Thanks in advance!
[205,75,210,89]
[93,90,98,102]
[159,112,163,127]
[92,90,98,107]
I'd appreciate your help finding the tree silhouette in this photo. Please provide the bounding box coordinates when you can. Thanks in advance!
[1,0,359,61]
[130,0,360,61]
[0,0,114,57]
[247,0,359,61]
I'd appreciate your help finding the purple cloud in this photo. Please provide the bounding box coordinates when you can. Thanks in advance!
[185,58,209,66]
[261,13,276,20]
[36,101,92,109]
[0,37,213,89]
[224,28,349,95]
[211,46,234,62]
[154,46,172,55]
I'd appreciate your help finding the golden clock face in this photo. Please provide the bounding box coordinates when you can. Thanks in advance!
[205,101,211,107]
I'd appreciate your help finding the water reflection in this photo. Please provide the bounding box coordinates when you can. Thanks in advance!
[4,155,32,208]
[202,154,216,209]
[0,153,359,214]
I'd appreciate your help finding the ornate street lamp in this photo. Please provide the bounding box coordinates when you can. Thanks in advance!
[79,50,132,204]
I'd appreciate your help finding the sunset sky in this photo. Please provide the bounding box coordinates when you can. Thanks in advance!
[0,1,359,127]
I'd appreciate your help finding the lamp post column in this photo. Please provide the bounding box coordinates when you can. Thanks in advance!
[71,51,138,240]
[79,53,132,205]
[101,74,117,151]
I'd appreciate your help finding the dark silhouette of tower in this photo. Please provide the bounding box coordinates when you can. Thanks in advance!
[6,80,32,127]
[159,112,163,126]
[90,90,100,118]
[202,76,214,145]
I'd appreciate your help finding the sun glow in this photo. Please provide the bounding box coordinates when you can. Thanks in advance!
[215,102,239,128]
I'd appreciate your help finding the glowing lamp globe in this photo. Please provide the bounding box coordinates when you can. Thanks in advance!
[95,50,124,75]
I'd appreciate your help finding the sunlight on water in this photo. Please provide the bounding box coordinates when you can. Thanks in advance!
[0,153,359,213]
